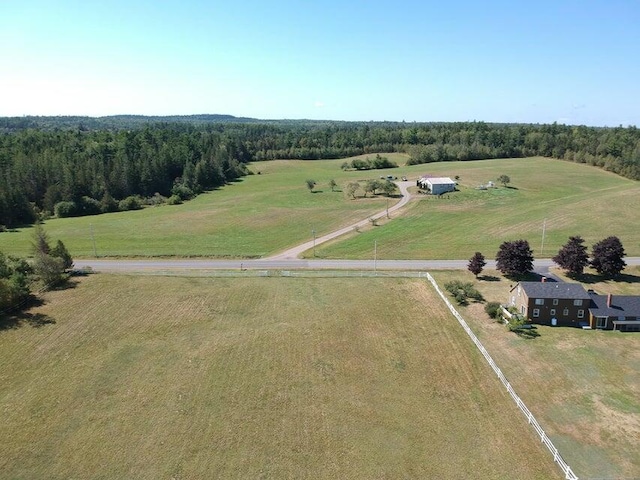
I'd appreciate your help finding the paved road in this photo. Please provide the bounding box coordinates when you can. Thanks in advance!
[71,180,640,274]
[73,257,640,273]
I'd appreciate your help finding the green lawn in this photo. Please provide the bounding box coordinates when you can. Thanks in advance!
[431,269,640,479]
[0,274,560,479]
[315,157,640,259]
[1,155,638,260]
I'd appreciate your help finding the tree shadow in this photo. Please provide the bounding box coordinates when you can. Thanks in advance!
[311,190,324,194]
[479,275,501,282]
[0,312,56,331]
[572,271,640,285]
[506,186,519,190]
[50,278,81,291]
[515,272,558,282]
[513,327,540,339]
[0,296,56,331]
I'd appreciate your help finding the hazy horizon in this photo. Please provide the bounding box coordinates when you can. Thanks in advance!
[2,1,639,127]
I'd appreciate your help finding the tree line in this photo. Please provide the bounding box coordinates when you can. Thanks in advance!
[2,118,639,227]
[467,236,627,279]
[0,125,249,227]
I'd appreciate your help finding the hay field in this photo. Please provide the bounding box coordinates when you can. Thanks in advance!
[0,274,560,479]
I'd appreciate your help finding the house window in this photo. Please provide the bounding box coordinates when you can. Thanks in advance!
[596,317,607,329]
[563,308,569,316]
[578,310,584,318]
[550,309,556,316]
[553,299,559,306]
[573,299,583,306]
[535,298,544,305]
[521,305,525,315]
[533,309,540,318]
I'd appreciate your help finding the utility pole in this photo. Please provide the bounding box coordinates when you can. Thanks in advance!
[541,218,546,256]
[90,224,97,257]
[374,240,377,275]
[312,229,316,257]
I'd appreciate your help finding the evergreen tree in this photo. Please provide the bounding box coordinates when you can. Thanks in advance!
[552,236,589,277]
[51,240,73,270]
[32,223,51,255]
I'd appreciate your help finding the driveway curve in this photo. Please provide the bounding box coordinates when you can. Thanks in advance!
[267,181,413,260]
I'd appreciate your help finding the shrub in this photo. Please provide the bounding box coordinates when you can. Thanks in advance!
[118,196,142,211]
[100,192,119,213]
[171,184,194,201]
[145,193,166,206]
[79,196,102,216]
[168,195,183,205]
[54,201,79,218]
[484,302,502,319]
[444,280,484,305]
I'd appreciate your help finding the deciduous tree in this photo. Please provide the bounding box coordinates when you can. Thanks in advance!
[497,174,511,187]
[591,236,626,277]
[346,182,360,199]
[552,236,589,277]
[468,252,486,277]
[495,239,534,277]
[305,179,316,192]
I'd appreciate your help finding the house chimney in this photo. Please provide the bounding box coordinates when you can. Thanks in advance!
[607,293,612,307]
[541,277,547,283]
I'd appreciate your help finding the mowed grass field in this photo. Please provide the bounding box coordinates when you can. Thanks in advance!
[315,157,640,260]
[1,155,638,260]
[431,268,640,479]
[0,154,408,258]
[0,274,560,479]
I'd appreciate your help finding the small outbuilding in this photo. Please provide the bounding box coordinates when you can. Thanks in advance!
[417,176,456,195]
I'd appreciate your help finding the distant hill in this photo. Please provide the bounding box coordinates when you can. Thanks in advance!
[0,114,263,132]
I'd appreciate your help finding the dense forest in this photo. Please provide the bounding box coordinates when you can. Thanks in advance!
[1,116,639,228]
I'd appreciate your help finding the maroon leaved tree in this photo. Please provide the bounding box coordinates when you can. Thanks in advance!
[468,252,486,278]
[591,236,626,277]
[552,236,589,277]
[495,239,534,278]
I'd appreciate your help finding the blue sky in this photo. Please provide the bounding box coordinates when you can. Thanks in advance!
[1,0,639,125]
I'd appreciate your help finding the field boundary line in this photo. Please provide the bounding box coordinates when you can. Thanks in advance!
[424,272,579,480]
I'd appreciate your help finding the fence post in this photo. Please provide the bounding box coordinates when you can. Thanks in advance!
[424,273,579,480]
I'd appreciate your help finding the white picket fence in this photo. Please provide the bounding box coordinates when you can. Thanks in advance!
[425,273,579,480]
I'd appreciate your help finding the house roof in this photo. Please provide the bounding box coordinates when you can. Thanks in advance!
[426,177,455,185]
[515,281,591,300]
[588,293,640,318]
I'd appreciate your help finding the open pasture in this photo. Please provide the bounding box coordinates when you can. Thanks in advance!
[0,274,560,479]
[315,157,640,259]
[1,155,637,260]
[431,269,640,479]
[0,154,408,258]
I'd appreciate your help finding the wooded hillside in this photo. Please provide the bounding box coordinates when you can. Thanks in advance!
[1,117,638,228]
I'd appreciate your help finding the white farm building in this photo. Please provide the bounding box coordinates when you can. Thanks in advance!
[417,176,456,195]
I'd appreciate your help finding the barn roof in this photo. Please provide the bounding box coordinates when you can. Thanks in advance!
[426,177,455,185]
